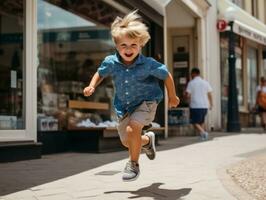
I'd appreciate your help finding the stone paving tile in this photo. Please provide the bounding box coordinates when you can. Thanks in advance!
[1,132,266,200]
[35,194,72,200]
[1,190,34,199]
[30,188,67,197]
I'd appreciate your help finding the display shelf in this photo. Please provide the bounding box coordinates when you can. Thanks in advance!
[67,124,106,131]
[67,126,165,133]
[68,100,109,110]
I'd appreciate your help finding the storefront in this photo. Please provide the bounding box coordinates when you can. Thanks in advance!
[0,0,165,160]
[147,0,221,136]
[0,1,41,162]
[218,0,266,128]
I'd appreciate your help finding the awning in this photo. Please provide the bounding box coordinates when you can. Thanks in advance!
[142,0,211,17]
[218,0,266,46]
[233,20,266,46]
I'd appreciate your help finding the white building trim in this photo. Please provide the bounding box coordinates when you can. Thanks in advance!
[218,0,266,45]
[0,0,37,142]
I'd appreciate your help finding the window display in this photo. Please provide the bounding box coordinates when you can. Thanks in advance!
[37,0,124,131]
[0,0,25,130]
[247,47,258,106]
[168,36,190,126]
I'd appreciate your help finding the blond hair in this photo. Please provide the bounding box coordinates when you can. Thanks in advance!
[111,10,150,46]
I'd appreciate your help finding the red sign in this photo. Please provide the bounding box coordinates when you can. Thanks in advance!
[216,19,227,32]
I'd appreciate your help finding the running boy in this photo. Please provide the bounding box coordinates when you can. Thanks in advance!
[83,10,179,181]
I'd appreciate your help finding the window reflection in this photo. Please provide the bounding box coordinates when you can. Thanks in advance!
[247,47,258,106]
[37,0,124,131]
[220,34,244,128]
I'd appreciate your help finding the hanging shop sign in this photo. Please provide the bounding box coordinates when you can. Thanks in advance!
[216,19,227,32]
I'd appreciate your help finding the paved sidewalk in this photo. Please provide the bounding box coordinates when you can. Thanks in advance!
[1,132,266,200]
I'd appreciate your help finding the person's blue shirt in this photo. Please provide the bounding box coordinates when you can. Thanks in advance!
[98,53,169,117]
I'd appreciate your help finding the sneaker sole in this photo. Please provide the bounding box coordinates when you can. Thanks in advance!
[150,132,156,160]
[122,171,140,182]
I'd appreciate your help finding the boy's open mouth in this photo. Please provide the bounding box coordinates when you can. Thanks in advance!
[125,53,133,57]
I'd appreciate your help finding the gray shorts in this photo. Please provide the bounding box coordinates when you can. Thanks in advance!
[117,101,158,142]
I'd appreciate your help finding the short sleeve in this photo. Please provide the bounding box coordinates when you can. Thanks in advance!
[149,58,169,80]
[97,56,113,78]
[186,82,191,94]
[206,82,212,92]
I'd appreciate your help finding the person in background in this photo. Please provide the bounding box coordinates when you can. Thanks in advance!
[255,77,266,130]
[83,10,180,181]
[186,68,213,140]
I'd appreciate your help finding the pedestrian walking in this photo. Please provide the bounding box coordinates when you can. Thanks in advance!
[83,10,180,181]
[255,77,266,130]
[185,68,213,140]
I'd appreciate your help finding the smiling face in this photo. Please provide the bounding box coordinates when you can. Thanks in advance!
[115,36,142,65]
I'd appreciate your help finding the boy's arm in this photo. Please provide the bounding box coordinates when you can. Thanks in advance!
[83,72,103,97]
[164,72,180,108]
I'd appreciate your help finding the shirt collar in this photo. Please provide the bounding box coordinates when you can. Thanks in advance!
[114,52,145,67]
[193,76,201,80]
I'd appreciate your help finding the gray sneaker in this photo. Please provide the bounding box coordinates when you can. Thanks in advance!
[200,132,209,141]
[122,161,140,182]
[142,131,156,160]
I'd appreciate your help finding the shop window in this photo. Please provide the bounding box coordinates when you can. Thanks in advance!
[231,0,245,9]
[263,50,266,75]
[251,0,259,18]
[0,0,25,130]
[220,33,244,128]
[37,0,155,131]
[247,47,258,106]
[265,3,266,23]
[168,36,190,126]
[37,0,127,131]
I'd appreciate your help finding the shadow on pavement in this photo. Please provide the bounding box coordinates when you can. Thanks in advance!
[0,131,251,196]
[105,182,192,200]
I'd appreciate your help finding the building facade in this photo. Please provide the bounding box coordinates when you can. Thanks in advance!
[147,0,221,135]
[0,0,164,161]
[218,0,266,128]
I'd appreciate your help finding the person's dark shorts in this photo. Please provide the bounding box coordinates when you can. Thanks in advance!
[258,106,266,113]
[190,108,208,124]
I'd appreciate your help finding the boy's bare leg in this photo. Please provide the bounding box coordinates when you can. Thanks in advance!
[121,135,149,148]
[141,135,150,146]
[126,120,144,162]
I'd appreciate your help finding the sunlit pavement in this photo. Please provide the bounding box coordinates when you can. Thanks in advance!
[1,132,266,200]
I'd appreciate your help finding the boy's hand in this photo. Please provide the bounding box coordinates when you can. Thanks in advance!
[83,86,95,97]
[168,96,180,108]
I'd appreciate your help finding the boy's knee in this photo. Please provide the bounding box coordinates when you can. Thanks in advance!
[120,120,143,147]
[127,120,143,133]
[126,125,133,135]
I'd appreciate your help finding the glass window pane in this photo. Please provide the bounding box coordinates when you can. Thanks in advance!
[247,47,258,106]
[0,0,25,130]
[232,0,245,9]
[37,0,125,131]
[262,49,266,77]
[236,48,243,106]
[220,34,243,128]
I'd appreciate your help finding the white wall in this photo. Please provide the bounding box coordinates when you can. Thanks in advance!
[205,0,221,130]
[166,0,195,28]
